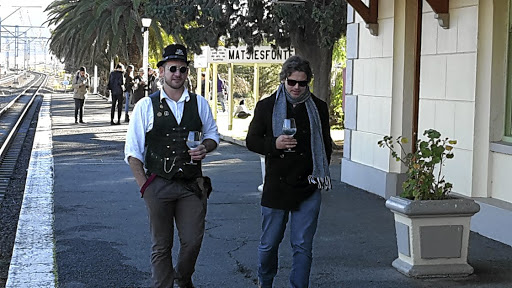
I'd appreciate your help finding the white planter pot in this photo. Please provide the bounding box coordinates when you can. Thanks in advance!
[385,196,480,277]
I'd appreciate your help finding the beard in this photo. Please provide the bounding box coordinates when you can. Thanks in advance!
[164,77,185,90]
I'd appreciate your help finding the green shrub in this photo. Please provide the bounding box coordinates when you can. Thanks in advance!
[378,129,457,200]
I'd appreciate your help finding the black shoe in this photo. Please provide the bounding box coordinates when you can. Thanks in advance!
[175,279,195,288]
[75,120,78,124]
[79,120,85,124]
[174,270,195,288]
[124,114,130,122]
[110,121,115,125]
[115,121,121,125]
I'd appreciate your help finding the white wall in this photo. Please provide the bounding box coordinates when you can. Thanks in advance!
[345,0,512,246]
[351,0,395,172]
[486,0,512,202]
[416,1,478,196]
[347,0,507,198]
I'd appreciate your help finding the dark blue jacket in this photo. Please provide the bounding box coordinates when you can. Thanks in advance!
[107,70,124,95]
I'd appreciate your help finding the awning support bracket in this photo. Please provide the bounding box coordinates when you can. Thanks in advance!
[346,0,379,36]
[426,0,449,29]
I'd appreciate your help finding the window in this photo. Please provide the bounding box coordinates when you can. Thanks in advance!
[505,1,512,140]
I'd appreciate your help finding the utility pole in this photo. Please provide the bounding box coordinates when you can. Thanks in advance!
[0,6,42,73]
[14,26,18,70]
[3,27,48,72]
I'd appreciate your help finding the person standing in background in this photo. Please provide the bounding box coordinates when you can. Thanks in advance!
[200,73,206,97]
[107,63,125,125]
[133,68,146,104]
[124,64,135,122]
[72,66,90,124]
[216,75,226,112]
[148,67,158,95]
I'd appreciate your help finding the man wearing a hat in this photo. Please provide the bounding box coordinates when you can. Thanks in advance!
[124,44,219,288]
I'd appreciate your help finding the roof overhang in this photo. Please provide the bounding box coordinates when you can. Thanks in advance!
[347,0,450,36]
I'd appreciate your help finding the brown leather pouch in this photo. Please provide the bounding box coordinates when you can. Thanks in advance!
[197,176,213,199]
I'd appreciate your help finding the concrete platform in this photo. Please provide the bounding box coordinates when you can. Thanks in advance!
[6,93,512,288]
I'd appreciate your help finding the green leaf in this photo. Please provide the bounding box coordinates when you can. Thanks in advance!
[133,0,142,11]
[95,1,112,18]
[111,5,125,35]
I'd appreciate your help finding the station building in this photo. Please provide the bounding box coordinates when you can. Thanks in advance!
[342,0,512,246]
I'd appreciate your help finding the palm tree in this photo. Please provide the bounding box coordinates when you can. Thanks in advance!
[45,0,164,70]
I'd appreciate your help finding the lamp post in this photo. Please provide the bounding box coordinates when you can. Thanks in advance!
[141,18,152,98]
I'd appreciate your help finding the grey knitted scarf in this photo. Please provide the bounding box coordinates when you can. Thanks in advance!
[272,84,331,190]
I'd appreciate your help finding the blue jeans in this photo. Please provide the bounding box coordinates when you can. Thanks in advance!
[258,191,321,288]
[124,91,131,113]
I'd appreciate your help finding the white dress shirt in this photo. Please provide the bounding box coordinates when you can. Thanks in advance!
[124,88,220,164]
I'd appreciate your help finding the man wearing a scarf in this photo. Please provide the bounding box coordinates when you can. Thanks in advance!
[246,55,332,288]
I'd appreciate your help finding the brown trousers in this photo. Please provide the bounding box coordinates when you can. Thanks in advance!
[143,176,207,288]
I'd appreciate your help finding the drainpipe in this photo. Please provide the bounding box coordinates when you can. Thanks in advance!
[412,0,423,153]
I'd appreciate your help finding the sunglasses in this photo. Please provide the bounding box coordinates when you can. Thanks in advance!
[168,65,188,73]
[286,78,308,87]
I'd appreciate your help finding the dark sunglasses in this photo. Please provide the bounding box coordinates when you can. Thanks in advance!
[168,65,188,73]
[286,78,308,87]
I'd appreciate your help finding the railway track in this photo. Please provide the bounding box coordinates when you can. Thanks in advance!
[0,72,24,87]
[0,72,48,202]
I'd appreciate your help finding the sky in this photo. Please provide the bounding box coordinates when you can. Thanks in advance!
[0,0,53,34]
[0,0,54,67]
[0,0,53,24]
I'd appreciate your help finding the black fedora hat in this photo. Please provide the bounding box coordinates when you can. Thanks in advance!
[157,44,190,67]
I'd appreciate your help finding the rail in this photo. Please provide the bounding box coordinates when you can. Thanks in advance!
[0,72,47,161]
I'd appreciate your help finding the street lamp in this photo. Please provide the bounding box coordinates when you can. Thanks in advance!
[141,18,152,97]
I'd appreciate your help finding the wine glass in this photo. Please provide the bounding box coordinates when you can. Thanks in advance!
[282,118,297,152]
[186,131,201,164]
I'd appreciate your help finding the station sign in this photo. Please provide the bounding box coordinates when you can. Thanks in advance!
[194,46,295,65]
[194,47,209,68]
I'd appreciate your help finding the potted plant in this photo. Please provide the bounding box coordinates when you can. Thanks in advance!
[378,129,480,278]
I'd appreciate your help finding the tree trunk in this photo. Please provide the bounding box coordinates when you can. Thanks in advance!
[127,35,142,67]
[291,34,333,106]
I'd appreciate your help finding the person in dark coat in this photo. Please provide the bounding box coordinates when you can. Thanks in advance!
[133,67,146,104]
[147,67,158,95]
[246,55,332,288]
[107,63,125,125]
